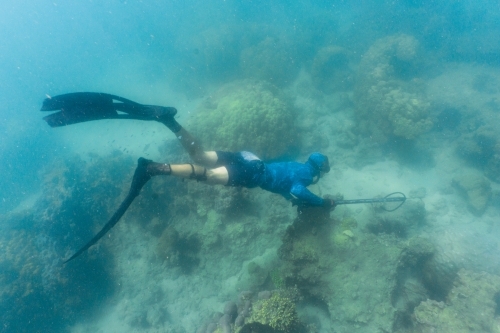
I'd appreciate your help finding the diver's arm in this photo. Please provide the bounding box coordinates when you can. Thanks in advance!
[289,184,336,208]
[290,184,324,206]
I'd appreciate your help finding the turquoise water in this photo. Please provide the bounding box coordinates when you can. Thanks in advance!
[2,1,500,332]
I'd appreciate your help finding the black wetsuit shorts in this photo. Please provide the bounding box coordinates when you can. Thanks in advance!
[215,151,265,187]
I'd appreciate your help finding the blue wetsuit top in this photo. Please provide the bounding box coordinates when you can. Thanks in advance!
[215,151,326,206]
[258,161,324,206]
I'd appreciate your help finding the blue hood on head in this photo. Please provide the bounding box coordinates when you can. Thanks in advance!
[307,152,330,174]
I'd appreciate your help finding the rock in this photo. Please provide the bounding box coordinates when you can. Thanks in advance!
[342,230,354,238]
[235,314,246,327]
[452,172,491,215]
[219,314,232,333]
[224,301,237,320]
[258,290,272,300]
[206,322,217,333]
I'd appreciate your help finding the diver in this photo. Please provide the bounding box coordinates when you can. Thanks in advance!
[40,92,335,262]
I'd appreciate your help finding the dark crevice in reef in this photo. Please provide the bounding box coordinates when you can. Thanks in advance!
[156,226,201,274]
[391,237,458,331]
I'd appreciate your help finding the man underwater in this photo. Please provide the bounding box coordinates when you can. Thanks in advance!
[41,92,335,261]
[139,109,335,208]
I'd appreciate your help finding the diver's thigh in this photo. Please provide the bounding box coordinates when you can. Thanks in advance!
[194,151,218,167]
[206,166,229,185]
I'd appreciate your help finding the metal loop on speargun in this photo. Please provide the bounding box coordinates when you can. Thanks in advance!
[380,192,406,212]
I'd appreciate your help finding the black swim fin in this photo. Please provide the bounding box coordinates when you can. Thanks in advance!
[41,92,177,127]
[64,157,153,263]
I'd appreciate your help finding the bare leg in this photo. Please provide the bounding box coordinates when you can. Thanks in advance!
[170,164,228,185]
[173,128,218,167]
[141,159,228,186]
[160,114,223,179]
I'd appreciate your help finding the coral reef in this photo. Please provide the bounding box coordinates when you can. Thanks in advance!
[0,153,128,332]
[391,237,439,331]
[278,207,333,294]
[354,34,432,142]
[166,179,266,257]
[276,206,457,332]
[189,80,298,159]
[278,207,401,331]
[365,199,427,238]
[248,292,299,332]
[412,269,500,333]
[322,232,402,332]
[156,225,201,273]
[196,289,302,333]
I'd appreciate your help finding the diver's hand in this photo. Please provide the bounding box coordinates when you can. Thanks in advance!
[322,198,336,210]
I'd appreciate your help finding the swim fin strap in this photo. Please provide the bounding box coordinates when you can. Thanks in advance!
[64,157,153,263]
[41,92,177,127]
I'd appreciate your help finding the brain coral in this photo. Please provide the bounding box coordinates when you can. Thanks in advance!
[189,80,298,159]
[354,34,433,142]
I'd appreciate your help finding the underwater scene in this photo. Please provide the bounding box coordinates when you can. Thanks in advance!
[2,1,500,332]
